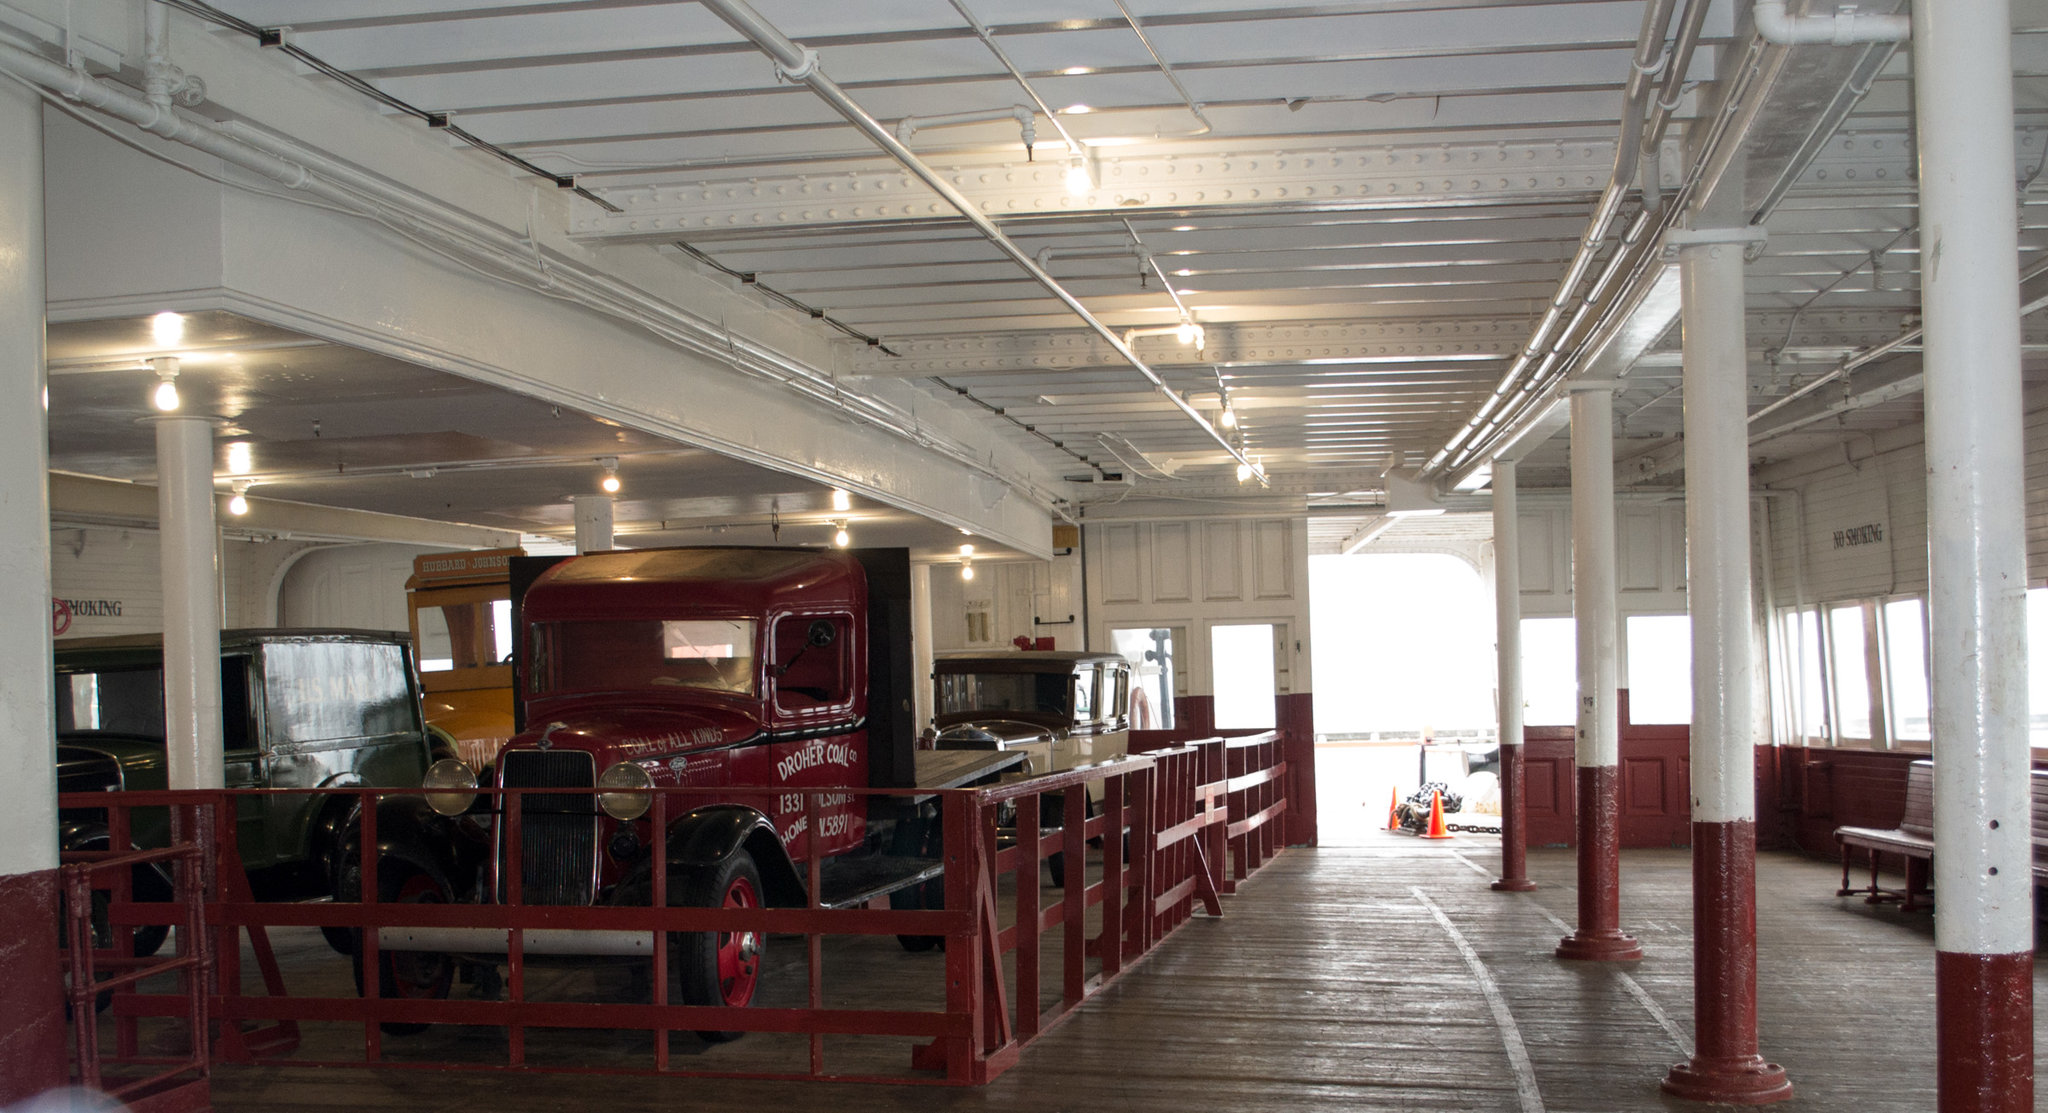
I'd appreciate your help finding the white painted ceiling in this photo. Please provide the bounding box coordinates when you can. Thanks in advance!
[37,1,2048,554]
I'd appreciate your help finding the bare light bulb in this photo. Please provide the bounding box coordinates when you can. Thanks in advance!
[601,471,621,494]
[1176,320,1197,345]
[150,311,185,347]
[1220,405,1237,429]
[227,492,249,516]
[151,377,180,412]
[834,525,850,548]
[1064,160,1092,196]
[960,562,975,581]
[1235,461,1252,483]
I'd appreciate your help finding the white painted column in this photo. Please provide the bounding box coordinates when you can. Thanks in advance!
[572,494,615,553]
[1660,234,1791,1103]
[1490,460,1535,891]
[1914,1,2036,1107]
[911,562,935,733]
[1557,383,1640,961]
[157,416,223,790]
[0,75,65,1099]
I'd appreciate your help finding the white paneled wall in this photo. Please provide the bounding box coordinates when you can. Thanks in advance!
[927,551,1084,653]
[1084,518,1313,699]
[49,527,332,638]
[1759,427,1934,605]
[1514,498,1689,619]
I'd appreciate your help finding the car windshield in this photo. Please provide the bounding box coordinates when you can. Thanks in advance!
[937,671,1071,718]
[532,619,757,697]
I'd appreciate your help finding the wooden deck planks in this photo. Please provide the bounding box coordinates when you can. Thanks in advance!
[204,843,2047,1112]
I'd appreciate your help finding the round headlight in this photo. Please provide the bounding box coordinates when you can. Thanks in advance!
[597,761,654,821]
[421,758,478,817]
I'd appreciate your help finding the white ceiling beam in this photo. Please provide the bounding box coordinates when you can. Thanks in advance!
[51,473,522,548]
[570,138,1667,243]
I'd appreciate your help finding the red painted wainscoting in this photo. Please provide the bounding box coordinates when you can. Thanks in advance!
[1521,690,1693,849]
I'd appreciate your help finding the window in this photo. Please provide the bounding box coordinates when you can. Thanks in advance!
[1786,608,1828,741]
[1881,598,1930,743]
[414,591,512,673]
[533,619,757,697]
[2030,589,2048,747]
[1211,623,1277,729]
[1520,617,1577,727]
[1624,614,1692,725]
[1828,605,1872,741]
[1073,665,1097,722]
[1112,627,1176,729]
[937,671,1070,717]
[771,614,852,711]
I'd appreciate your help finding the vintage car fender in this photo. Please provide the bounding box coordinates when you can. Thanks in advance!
[358,794,491,900]
[663,804,807,908]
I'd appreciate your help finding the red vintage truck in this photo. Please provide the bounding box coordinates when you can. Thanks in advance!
[358,547,1016,1038]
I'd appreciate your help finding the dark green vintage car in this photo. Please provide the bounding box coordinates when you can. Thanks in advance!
[56,629,434,954]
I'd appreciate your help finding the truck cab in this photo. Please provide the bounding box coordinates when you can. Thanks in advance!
[406,548,521,771]
[369,547,985,1040]
[929,650,1133,800]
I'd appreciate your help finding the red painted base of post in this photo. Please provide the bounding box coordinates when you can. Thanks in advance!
[1492,741,1537,892]
[1661,820,1791,1105]
[1936,950,2034,1113]
[1556,764,1641,961]
[0,867,67,1105]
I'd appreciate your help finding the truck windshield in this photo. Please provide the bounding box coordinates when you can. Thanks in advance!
[937,672,1070,718]
[533,619,757,697]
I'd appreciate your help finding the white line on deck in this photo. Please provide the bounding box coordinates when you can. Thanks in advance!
[1411,887,1546,1113]
[1523,903,1694,1059]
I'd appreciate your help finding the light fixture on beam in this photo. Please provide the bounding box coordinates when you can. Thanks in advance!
[598,456,621,494]
[149,357,180,412]
[226,482,251,517]
[833,520,850,548]
[960,559,975,581]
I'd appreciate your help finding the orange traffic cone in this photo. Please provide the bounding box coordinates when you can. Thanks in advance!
[1420,790,1454,840]
[1385,786,1401,831]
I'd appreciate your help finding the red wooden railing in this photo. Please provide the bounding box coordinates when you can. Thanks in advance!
[60,733,1287,1087]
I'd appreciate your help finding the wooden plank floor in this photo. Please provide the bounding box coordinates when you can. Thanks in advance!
[207,841,2048,1112]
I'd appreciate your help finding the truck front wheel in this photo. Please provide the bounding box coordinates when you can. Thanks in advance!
[674,850,763,1043]
[350,864,455,1035]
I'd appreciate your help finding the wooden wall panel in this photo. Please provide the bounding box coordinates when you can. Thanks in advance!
[1254,520,1293,600]
[1152,522,1192,602]
[1100,523,1141,604]
[1202,521,1243,601]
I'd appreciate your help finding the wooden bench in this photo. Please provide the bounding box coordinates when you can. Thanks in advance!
[1835,761,2048,911]
[1834,760,1934,911]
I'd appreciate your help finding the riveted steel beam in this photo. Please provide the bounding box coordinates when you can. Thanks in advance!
[570,139,1675,243]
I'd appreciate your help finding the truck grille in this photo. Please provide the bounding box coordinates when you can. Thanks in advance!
[497,749,597,906]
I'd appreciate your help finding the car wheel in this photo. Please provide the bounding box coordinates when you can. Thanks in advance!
[350,864,455,1035]
[674,851,764,1043]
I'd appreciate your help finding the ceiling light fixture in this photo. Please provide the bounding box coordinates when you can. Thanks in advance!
[149,357,180,412]
[1060,103,1093,115]
[1064,157,1093,196]
[597,456,621,494]
[226,482,251,517]
[834,520,850,548]
[1061,66,1092,76]
[960,560,975,581]
[150,311,185,348]
[1236,460,1253,483]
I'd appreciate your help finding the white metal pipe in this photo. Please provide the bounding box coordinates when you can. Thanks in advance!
[571,495,615,553]
[1916,0,2032,963]
[157,416,223,791]
[1571,387,1620,772]
[698,0,1264,480]
[1681,238,1754,824]
[0,77,56,880]
[945,0,1084,157]
[1494,462,1523,755]
[1753,0,1908,45]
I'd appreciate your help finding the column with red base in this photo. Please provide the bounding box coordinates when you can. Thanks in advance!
[1555,385,1639,962]
[1490,459,1535,892]
[1915,2,2037,1109]
[1659,229,1790,1104]
[0,74,64,1105]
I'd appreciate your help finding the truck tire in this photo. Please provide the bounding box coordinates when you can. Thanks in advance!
[674,850,764,1042]
[350,862,455,1035]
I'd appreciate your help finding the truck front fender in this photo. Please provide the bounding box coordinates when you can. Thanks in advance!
[664,805,806,908]
[356,794,490,902]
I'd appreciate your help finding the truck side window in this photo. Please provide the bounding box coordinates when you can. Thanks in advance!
[1073,666,1096,722]
[773,613,851,710]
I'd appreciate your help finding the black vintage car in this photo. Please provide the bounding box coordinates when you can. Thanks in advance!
[55,629,435,955]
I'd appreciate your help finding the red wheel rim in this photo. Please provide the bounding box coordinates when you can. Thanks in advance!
[714,874,762,1008]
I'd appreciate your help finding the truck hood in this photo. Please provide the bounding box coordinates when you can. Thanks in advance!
[505,704,760,763]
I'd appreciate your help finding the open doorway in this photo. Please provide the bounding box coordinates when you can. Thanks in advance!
[1310,552,1496,845]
